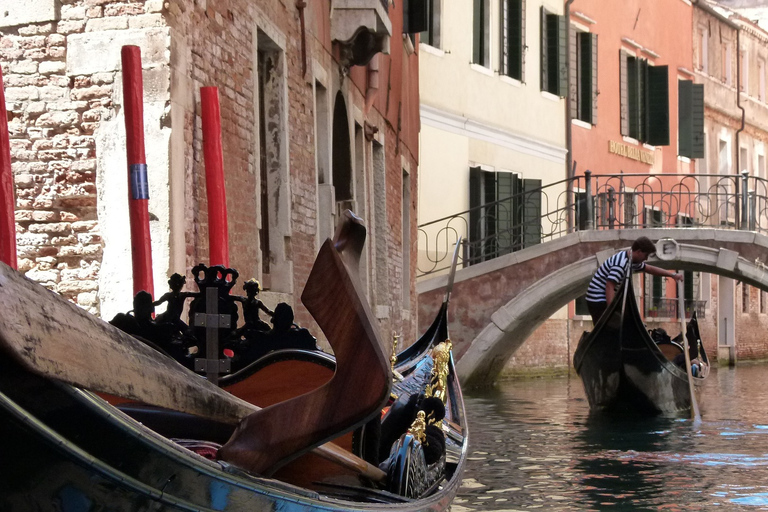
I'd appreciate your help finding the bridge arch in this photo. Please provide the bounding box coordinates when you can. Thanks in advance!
[417,229,768,387]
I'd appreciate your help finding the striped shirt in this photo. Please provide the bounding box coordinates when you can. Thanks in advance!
[585,250,645,303]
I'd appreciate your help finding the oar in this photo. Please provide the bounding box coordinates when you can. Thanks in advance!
[0,261,386,481]
[678,277,701,422]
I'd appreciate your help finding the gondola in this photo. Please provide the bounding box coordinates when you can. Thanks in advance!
[573,271,709,416]
[0,214,468,511]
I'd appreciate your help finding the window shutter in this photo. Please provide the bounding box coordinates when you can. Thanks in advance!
[647,65,670,146]
[679,80,693,157]
[520,0,526,83]
[473,0,483,65]
[495,172,515,256]
[691,83,705,158]
[590,33,598,125]
[500,0,509,76]
[469,166,483,263]
[540,7,548,91]
[557,14,567,97]
[522,179,542,249]
[620,50,629,136]
[511,0,523,80]
[569,27,578,119]
[404,0,428,33]
[579,32,592,122]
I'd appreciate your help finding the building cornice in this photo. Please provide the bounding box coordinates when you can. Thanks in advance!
[420,104,567,164]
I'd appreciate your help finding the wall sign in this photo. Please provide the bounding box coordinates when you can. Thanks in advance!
[608,140,655,165]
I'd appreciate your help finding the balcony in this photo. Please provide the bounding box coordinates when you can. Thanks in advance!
[332,0,392,66]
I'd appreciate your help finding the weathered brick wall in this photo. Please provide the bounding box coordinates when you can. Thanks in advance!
[2,0,420,345]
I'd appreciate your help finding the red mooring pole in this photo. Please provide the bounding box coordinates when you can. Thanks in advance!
[0,65,17,269]
[121,46,154,295]
[200,87,230,267]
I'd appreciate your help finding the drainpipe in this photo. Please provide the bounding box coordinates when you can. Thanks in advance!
[565,0,575,230]
[297,1,307,78]
[365,54,380,114]
[736,26,746,229]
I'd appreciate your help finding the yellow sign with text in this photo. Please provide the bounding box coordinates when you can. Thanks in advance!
[608,140,655,165]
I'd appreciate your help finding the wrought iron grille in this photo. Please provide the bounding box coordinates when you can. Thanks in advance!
[418,171,768,278]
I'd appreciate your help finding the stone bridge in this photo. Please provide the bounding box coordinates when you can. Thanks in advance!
[416,228,768,388]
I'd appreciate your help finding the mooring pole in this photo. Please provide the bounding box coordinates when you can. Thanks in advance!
[121,45,154,296]
[0,66,17,269]
[200,87,230,268]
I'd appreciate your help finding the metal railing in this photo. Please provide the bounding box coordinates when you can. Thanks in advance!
[418,170,768,277]
[646,298,707,319]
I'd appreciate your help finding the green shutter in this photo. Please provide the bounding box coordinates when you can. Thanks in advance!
[569,28,578,119]
[500,0,509,76]
[628,56,640,139]
[679,80,693,157]
[520,0,526,83]
[473,0,483,65]
[691,83,705,158]
[579,32,592,122]
[540,7,548,91]
[469,166,483,263]
[522,179,542,248]
[647,65,669,146]
[557,15,567,97]
[590,33,598,125]
[620,50,629,136]
[496,172,515,256]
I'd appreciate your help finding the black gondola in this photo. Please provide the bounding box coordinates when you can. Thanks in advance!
[573,272,709,416]
[0,215,468,511]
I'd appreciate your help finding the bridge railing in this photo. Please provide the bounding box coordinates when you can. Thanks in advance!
[418,170,768,278]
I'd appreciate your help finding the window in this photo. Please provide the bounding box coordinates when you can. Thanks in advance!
[540,7,566,96]
[740,147,749,175]
[742,283,749,313]
[473,0,490,67]
[741,49,748,94]
[620,50,669,145]
[500,0,525,81]
[468,167,541,264]
[624,191,637,227]
[257,29,290,291]
[759,59,766,102]
[678,80,705,159]
[759,153,765,180]
[575,190,590,230]
[644,208,664,312]
[678,214,695,311]
[419,0,441,47]
[699,27,708,73]
[570,29,598,124]
[723,43,732,86]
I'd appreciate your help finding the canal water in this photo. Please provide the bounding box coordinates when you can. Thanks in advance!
[454,364,768,511]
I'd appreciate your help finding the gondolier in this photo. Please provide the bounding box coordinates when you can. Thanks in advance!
[585,236,682,325]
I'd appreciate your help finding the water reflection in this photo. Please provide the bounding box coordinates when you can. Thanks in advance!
[454,365,768,511]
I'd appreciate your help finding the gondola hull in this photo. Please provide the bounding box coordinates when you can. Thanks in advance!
[0,350,466,511]
[574,278,707,416]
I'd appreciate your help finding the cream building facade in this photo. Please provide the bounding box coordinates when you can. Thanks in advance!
[417,0,568,276]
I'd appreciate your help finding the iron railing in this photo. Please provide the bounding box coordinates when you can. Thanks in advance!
[645,298,708,319]
[418,170,768,277]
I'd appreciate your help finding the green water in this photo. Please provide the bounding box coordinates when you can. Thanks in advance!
[455,364,768,511]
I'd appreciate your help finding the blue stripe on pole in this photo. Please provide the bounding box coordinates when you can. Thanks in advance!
[130,163,149,200]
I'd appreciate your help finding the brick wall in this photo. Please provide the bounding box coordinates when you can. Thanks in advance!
[1,0,420,346]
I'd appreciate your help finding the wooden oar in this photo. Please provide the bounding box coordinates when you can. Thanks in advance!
[678,278,701,422]
[218,211,392,476]
[0,260,386,481]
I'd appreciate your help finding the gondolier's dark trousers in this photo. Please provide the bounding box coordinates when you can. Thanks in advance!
[586,300,607,326]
